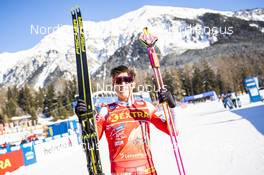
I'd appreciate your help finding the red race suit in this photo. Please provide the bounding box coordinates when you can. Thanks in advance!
[96,99,170,175]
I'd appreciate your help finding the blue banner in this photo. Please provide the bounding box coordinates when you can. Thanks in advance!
[183,91,217,102]
[21,142,37,166]
[244,77,262,102]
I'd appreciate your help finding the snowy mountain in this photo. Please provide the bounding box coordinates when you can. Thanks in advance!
[0,6,263,88]
[233,8,264,21]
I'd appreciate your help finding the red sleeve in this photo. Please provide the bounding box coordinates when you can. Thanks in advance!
[146,102,170,135]
[95,107,108,140]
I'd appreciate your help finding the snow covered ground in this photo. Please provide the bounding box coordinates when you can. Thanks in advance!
[9,94,264,175]
[173,100,264,175]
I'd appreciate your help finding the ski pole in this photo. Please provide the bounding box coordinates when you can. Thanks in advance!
[139,27,186,175]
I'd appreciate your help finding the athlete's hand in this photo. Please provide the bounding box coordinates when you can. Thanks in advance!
[158,89,176,108]
[75,99,88,120]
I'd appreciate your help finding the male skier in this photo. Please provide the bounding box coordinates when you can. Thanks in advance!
[76,65,176,175]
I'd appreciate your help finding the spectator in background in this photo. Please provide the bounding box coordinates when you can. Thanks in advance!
[0,117,5,135]
[223,92,234,109]
[0,117,7,148]
[230,92,238,108]
[42,125,49,139]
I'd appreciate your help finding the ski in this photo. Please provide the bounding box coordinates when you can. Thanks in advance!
[139,27,186,175]
[71,7,103,175]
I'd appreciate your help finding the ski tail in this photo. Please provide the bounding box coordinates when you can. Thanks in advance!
[139,27,186,175]
[71,6,103,175]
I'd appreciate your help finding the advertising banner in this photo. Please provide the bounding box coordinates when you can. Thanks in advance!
[21,142,37,166]
[34,133,79,161]
[0,150,24,174]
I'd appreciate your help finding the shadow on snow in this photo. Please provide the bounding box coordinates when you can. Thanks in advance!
[231,105,264,135]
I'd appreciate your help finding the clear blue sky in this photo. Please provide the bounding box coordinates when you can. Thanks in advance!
[0,0,263,53]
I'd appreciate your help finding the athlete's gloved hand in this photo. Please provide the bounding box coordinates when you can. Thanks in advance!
[75,99,88,120]
[158,89,176,108]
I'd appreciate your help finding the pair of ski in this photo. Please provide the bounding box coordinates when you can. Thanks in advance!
[71,7,185,175]
[71,7,103,175]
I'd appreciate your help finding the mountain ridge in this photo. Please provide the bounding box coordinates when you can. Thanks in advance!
[0,5,263,88]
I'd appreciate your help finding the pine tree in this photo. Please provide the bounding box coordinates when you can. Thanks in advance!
[17,87,26,111]
[29,108,37,120]
[180,68,192,96]
[2,86,19,119]
[163,69,184,100]
[53,92,62,120]
[24,85,34,113]
[215,70,225,94]
[192,66,203,94]
[43,84,58,119]
[17,86,33,113]
[55,91,71,120]
[170,69,184,99]
[35,87,45,109]
[144,75,157,101]
[201,60,216,92]
[164,71,175,94]
[69,76,77,100]
[17,85,37,119]
[3,99,17,119]
[61,78,77,116]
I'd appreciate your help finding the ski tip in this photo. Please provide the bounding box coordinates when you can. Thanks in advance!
[70,4,80,14]
[139,27,158,47]
[70,9,75,15]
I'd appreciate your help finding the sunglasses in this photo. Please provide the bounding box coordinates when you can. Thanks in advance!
[114,76,134,85]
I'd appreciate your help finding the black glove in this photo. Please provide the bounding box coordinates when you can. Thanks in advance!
[158,89,176,108]
[75,99,88,120]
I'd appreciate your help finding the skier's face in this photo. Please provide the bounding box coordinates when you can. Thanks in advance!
[113,72,135,101]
